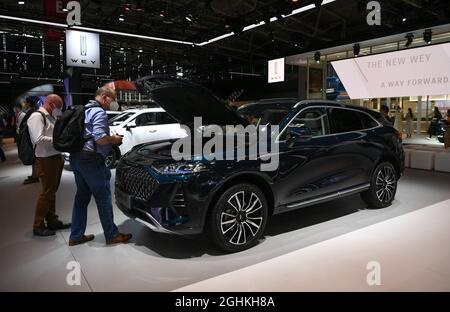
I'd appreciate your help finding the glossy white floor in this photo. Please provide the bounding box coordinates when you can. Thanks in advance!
[0,139,449,292]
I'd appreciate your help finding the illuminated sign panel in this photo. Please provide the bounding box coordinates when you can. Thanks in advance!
[331,43,450,99]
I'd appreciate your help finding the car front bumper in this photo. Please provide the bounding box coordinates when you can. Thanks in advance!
[114,161,211,235]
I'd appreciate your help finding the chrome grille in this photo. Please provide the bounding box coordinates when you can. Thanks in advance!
[116,165,157,201]
[172,193,186,208]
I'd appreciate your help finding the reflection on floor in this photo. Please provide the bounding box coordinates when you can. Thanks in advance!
[0,140,449,292]
[403,134,445,147]
[175,199,450,292]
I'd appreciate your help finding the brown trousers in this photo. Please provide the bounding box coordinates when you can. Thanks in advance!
[33,155,64,229]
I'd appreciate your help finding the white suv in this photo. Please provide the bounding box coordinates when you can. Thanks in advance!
[106,108,186,168]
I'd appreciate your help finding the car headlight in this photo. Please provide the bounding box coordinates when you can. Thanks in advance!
[153,163,208,175]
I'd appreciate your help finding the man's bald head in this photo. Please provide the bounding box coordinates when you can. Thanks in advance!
[95,87,117,110]
[42,94,63,115]
[44,94,63,108]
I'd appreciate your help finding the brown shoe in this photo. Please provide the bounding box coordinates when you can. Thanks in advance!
[69,234,95,246]
[106,233,132,245]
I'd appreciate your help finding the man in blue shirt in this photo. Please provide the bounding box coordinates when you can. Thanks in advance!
[69,87,132,246]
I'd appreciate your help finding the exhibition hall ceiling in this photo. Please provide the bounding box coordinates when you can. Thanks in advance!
[0,0,449,83]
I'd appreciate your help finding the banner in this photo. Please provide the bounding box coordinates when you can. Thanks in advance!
[66,30,100,69]
[331,42,450,99]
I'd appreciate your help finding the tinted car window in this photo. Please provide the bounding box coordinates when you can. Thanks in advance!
[328,108,364,133]
[156,112,178,124]
[109,112,133,125]
[134,113,157,127]
[359,112,379,129]
[237,103,294,126]
[281,107,330,140]
[329,108,379,134]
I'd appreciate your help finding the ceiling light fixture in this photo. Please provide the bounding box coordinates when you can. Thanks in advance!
[0,1,337,47]
[314,51,321,63]
[353,43,360,57]
[405,33,414,47]
[314,0,324,8]
[198,0,336,46]
[18,1,25,5]
[423,29,432,44]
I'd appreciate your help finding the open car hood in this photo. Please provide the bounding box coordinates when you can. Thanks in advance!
[134,76,248,126]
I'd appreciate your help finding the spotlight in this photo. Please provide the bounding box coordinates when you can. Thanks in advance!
[18,1,25,5]
[405,33,414,47]
[423,29,432,44]
[314,51,321,63]
[402,17,407,22]
[353,43,360,57]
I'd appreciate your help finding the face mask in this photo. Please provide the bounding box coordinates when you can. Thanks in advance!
[109,101,120,111]
[52,106,62,118]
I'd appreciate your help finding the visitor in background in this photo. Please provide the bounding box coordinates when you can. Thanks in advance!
[380,105,392,125]
[405,108,414,139]
[20,96,41,184]
[427,107,443,140]
[0,114,6,162]
[393,105,403,133]
[14,104,24,142]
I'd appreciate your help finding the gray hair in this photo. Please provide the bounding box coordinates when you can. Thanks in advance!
[95,87,115,98]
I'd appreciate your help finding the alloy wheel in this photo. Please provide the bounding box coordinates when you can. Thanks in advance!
[220,191,264,246]
[375,165,396,203]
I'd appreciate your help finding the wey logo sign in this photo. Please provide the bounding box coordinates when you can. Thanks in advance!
[64,1,100,68]
[69,34,97,66]
[66,30,100,69]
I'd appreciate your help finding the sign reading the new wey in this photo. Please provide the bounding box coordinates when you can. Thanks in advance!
[66,30,100,69]
[331,42,450,99]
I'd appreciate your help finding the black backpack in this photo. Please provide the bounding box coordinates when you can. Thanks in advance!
[17,110,46,166]
[53,102,101,153]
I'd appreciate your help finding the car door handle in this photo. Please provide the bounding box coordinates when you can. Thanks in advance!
[149,130,157,133]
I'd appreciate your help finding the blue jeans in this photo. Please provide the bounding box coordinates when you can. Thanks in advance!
[69,152,119,241]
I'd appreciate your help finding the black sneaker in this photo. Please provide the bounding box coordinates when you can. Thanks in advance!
[33,228,56,237]
[24,177,40,185]
[47,221,71,231]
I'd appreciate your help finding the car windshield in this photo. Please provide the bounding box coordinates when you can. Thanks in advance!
[237,102,295,126]
[109,112,134,125]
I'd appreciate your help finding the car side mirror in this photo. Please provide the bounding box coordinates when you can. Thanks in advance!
[125,124,137,131]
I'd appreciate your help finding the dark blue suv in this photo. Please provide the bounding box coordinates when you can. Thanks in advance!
[115,77,405,253]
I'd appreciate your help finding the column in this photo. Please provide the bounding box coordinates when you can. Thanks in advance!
[417,96,422,135]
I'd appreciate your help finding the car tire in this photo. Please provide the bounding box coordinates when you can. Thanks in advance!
[361,161,398,209]
[207,183,268,253]
[105,148,120,169]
